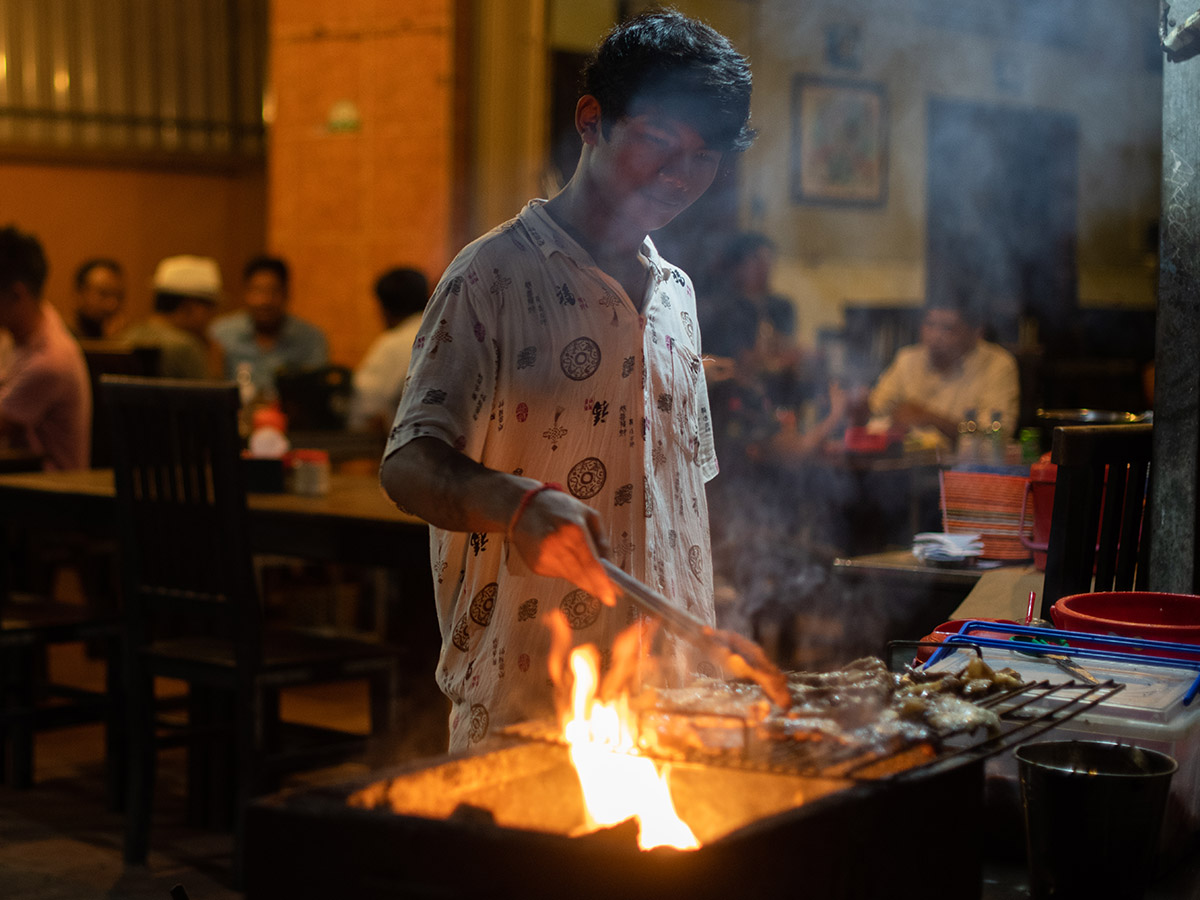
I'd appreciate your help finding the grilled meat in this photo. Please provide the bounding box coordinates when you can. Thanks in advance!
[637,656,1019,761]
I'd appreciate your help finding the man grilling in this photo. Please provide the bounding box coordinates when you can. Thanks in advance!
[381,10,755,751]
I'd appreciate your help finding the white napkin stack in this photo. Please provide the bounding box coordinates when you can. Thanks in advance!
[912,532,984,563]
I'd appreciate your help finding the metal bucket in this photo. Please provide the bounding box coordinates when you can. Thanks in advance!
[1016,740,1177,900]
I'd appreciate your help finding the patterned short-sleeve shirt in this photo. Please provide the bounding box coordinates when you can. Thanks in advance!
[385,200,719,751]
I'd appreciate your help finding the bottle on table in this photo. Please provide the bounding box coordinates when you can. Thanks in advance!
[988,410,1006,464]
[957,408,980,462]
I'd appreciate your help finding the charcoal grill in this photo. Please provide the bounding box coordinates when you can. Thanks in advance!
[245,677,1122,900]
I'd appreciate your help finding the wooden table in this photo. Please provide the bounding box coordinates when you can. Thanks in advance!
[0,469,436,643]
[0,468,426,567]
[831,550,1032,656]
[950,563,1044,623]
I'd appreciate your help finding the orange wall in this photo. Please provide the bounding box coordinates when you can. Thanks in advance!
[0,160,266,332]
[268,0,458,368]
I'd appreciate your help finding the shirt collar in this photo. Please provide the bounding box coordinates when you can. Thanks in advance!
[520,199,661,271]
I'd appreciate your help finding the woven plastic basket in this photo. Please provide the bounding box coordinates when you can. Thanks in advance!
[940,470,1034,561]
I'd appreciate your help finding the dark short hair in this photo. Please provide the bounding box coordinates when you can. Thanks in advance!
[74,257,123,290]
[582,9,755,154]
[926,289,984,331]
[243,255,289,292]
[0,224,48,297]
[721,231,775,268]
[374,267,429,320]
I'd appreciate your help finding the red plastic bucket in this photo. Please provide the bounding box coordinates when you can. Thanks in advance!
[1050,591,1200,658]
[914,618,1021,663]
[1019,458,1057,571]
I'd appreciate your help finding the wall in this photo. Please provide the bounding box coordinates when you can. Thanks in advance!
[0,157,265,330]
[736,0,1162,346]
[267,0,458,370]
[542,0,1162,349]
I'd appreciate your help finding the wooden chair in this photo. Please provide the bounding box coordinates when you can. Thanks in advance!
[0,569,125,800]
[0,447,125,800]
[79,340,161,468]
[1039,423,1153,620]
[102,375,402,879]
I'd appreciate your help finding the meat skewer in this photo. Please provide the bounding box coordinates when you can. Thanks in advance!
[601,559,791,708]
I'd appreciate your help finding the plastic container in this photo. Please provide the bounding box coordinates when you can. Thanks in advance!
[843,425,903,454]
[927,626,1200,858]
[940,470,1035,561]
[1051,592,1200,657]
[291,448,331,497]
[1018,457,1056,571]
[914,618,1019,662]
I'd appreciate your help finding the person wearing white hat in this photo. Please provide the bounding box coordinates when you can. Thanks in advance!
[119,255,223,379]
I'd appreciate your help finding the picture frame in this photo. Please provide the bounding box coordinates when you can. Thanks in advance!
[791,76,888,207]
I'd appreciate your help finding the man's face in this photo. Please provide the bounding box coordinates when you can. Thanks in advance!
[589,104,723,234]
[77,265,125,324]
[243,269,287,333]
[921,308,979,371]
[178,297,216,339]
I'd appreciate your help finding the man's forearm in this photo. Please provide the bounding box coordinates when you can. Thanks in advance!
[380,435,537,533]
[381,434,616,603]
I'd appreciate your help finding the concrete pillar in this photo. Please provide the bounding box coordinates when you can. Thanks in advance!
[1151,42,1200,592]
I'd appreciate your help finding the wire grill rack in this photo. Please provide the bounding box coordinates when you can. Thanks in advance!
[501,678,1125,781]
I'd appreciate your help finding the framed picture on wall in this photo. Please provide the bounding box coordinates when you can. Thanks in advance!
[791,76,888,207]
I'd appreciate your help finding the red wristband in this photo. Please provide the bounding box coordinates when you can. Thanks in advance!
[506,482,564,540]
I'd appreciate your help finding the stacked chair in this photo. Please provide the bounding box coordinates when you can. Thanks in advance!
[103,375,403,882]
[1039,422,1153,619]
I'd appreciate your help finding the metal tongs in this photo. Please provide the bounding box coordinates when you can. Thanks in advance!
[601,559,792,708]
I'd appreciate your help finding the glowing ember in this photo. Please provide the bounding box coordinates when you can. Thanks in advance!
[562,646,699,851]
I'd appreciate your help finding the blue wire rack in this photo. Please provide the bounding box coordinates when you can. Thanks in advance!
[925,621,1200,706]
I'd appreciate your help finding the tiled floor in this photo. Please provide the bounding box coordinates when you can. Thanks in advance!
[0,641,422,900]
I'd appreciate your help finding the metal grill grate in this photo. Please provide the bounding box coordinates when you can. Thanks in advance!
[500,678,1125,781]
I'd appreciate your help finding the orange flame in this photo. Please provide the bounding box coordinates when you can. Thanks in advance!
[559,641,699,851]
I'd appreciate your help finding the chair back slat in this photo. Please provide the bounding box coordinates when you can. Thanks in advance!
[1040,423,1153,618]
[1113,460,1151,591]
[103,376,261,661]
[1094,460,1129,590]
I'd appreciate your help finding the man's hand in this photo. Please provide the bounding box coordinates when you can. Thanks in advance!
[508,488,615,605]
[890,401,959,441]
[889,401,935,428]
[702,355,736,383]
[381,437,616,605]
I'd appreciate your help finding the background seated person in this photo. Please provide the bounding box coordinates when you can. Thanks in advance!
[210,255,328,400]
[348,266,428,435]
[698,231,808,408]
[70,258,126,340]
[866,296,1018,448]
[120,255,221,379]
[0,225,91,470]
[706,372,849,664]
